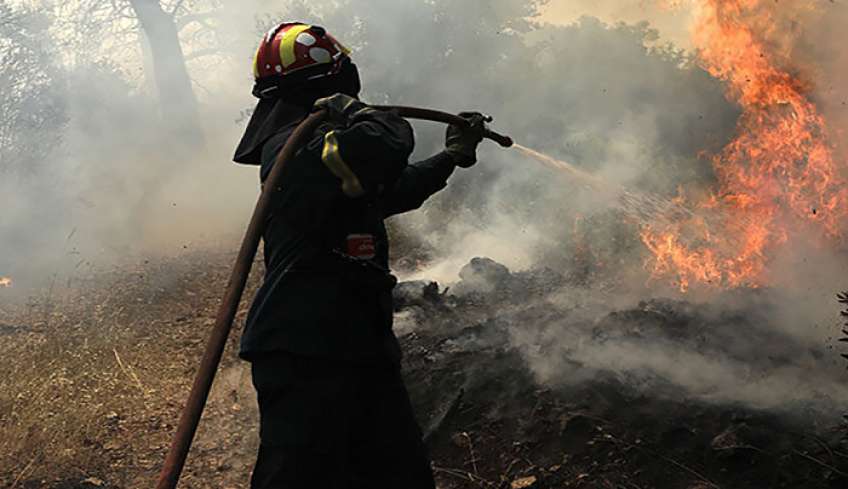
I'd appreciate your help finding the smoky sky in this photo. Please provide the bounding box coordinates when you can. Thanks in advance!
[2,0,846,413]
[0,0,737,295]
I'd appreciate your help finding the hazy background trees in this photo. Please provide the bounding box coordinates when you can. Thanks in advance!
[0,0,737,292]
[54,0,230,146]
[0,4,65,176]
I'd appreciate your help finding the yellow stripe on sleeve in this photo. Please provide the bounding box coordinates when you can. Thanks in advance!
[322,131,365,198]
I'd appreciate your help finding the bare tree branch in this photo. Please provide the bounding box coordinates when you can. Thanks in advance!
[176,11,215,31]
[170,0,187,17]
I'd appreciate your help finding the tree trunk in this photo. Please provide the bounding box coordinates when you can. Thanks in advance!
[128,0,204,147]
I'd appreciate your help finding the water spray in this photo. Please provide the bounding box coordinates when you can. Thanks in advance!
[513,143,693,227]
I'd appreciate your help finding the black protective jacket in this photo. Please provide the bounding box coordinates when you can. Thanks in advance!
[240,109,456,363]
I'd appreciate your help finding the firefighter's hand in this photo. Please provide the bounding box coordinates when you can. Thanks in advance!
[313,93,368,124]
[445,112,487,168]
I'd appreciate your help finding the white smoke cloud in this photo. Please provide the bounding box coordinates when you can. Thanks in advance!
[2,0,845,416]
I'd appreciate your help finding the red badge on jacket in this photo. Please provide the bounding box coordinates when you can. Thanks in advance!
[346,234,376,260]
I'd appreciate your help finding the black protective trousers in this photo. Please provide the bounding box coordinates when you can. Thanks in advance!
[249,354,436,489]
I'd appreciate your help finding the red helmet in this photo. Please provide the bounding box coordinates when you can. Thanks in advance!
[252,22,351,97]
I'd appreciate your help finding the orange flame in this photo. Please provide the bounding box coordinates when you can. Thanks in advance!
[640,0,848,292]
[0,277,12,288]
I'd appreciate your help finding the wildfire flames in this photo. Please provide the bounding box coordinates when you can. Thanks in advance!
[0,277,12,288]
[640,0,848,292]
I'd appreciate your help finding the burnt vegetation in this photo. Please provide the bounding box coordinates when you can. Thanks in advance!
[2,253,848,488]
[1,1,847,488]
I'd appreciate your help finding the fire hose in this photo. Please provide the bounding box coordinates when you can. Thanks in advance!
[154,106,512,489]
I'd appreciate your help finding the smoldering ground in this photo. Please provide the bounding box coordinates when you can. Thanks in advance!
[397,258,848,416]
[1,0,846,417]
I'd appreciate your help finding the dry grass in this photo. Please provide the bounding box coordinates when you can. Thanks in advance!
[2,245,846,489]
[0,225,423,488]
[0,250,258,488]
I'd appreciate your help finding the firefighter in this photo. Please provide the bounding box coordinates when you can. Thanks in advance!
[233,22,485,489]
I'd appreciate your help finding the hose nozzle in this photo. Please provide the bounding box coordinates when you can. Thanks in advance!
[373,105,513,148]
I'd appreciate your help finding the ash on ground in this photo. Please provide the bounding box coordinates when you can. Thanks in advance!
[3,253,848,489]
[397,257,848,489]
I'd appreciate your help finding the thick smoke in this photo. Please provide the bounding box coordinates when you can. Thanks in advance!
[1,1,845,411]
[0,0,736,290]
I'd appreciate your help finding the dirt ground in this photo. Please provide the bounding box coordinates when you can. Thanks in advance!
[2,249,848,489]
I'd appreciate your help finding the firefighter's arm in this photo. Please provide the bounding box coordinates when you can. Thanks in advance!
[382,152,457,217]
[382,113,487,216]
[315,94,414,197]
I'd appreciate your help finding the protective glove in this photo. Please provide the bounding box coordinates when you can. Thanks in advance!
[445,112,487,168]
[313,93,368,124]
